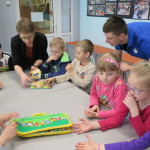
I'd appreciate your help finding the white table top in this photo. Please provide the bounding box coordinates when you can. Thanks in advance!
[0,71,137,150]
[0,71,75,98]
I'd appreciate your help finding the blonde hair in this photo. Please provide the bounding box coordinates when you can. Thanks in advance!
[97,52,120,72]
[16,18,35,34]
[50,37,65,50]
[130,61,150,90]
[76,39,94,56]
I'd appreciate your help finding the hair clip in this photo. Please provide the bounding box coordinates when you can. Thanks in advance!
[101,58,119,68]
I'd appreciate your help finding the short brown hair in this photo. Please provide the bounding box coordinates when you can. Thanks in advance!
[103,16,127,36]
[97,52,120,72]
[50,37,65,50]
[76,39,94,56]
[16,18,35,34]
[130,61,150,90]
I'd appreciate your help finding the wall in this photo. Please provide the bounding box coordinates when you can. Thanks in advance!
[80,0,150,49]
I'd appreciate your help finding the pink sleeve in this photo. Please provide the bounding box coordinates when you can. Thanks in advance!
[89,75,99,108]
[98,103,129,131]
[129,109,150,137]
[98,81,127,118]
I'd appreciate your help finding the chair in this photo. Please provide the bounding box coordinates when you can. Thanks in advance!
[90,55,95,65]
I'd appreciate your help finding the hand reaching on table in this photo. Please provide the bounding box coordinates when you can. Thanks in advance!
[73,118,100,134]
[46,77,56,84]
[0,112,19,128]
[21,73,32,88]
[0,122,18,147]
[75,135,104,150]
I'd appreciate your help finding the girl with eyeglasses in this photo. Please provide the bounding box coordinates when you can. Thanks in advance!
[74,61,150,138]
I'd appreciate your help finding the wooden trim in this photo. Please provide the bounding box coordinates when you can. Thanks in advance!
[66,41,142,64]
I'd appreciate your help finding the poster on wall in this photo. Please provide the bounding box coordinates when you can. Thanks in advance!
[87,0,150,20]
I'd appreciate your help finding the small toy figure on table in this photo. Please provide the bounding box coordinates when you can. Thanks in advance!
[29,68,54,89]
[29,68,41,79]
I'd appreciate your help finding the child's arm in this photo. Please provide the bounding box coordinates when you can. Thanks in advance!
[73,118,100,134]
[89,75,100,107]
[40,55,58,73]
[0,112,19,128]
[41,62,70,79]
[69,62,96,88]
[123,92,150,137]
[84,76,100,118]
[98,102,129,131]
[46,77,56,83]
[76,131,150,150]
[98,80,127,119]
[75,135,103,150]
[0,122,17,148]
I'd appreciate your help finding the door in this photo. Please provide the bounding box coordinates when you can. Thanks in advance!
[0,0,80,53]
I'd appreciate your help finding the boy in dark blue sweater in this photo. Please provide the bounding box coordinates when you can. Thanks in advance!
[40,37,71,79]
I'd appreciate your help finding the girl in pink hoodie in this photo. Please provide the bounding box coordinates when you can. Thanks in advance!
[84,52,127,119]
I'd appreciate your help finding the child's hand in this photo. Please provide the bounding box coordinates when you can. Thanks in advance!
[46,77,56,83]
[75,135,100,150]
[0,81,2,88]
[73,118,100,134]
[123,92,138,110]
[47,55,58,63]
[90,105,99,112]
[0,112,19,128]
[123,92,139,117]
[65,63,74,74]
[0,122,17,147]
[84,109,99,118]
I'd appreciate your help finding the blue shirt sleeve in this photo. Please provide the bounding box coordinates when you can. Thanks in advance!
[105,131,150,150]
[41,62,69,79]
[115,45,121,50]
[40,62,50,73]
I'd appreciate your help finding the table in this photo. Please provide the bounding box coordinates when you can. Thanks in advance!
[0,71,75,98]
[0,72,138,150]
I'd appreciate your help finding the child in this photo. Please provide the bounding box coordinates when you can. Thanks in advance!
[40,37,71,79]
[84,52,127,119]
[0,43,14,71]
[75,132,150,150]
[73,61,150,137]
[46,39,96,93]
[0,112,19,149]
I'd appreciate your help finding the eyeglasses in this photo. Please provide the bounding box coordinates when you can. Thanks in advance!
[20,34,34,41]
[126,83,145,95]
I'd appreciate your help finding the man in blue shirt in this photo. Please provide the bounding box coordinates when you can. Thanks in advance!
[103,16,150,71]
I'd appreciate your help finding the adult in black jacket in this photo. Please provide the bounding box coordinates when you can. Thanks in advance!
[11,18,48,87]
